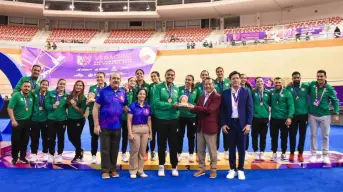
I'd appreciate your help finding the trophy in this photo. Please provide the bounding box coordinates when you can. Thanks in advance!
[178,95,189,107]
[88,92,96,102]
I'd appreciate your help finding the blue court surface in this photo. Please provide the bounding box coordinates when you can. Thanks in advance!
[1,118,343,192]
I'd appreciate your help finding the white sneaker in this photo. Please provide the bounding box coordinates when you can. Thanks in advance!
[138,173,148,178]
[259,152,265,161]
[317,156,323,162]
[158,165,165,177]
[272,153,278,161]
[55,154,63,163]
[281,153,288,161]
[172,168,179,177]
[91,155,97,164]
[189,154,194,163]
[245,151,249,161]
[130,174,137,179]
[122,153,128,162]
[224,151,229,160]
[48,155,54,163]
[216,151,221,161]
[323,156,331,164]
[226,170,237,179]
[237,170,246,180]
[42,153,49,161]
[254,152,259,160]
[309,155,317,163]
[30,154,37,162]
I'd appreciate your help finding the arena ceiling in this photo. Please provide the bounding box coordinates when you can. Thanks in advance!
[0,0,340,19]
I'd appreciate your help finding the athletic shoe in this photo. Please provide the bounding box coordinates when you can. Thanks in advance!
[111,171,119,178]
[48,155,54,163]
[209,171,217,179]
[55,154,63,163]
[323,156,331,164]
[259,152,265,161]
[309,155,317,163]
[42,153,49,161]
[11,158,18,165]
[172,168,179,177]
[281,153,288,161]
[80,148,85,161]
[298,154,304,162]
[71,156,80,163]
[189,154,194,163]
[122,153,128,162]
[30,154,37,162]
[217,151,221,161]
[151,152,156,161]
[226,170,237,179]
[193,170,205,177]
[20,157,29,164]
[102,173,110,179]
[158,165,165,177]
[91,155,97,164]
[130,174,137,179]
[224,151,229,160]
[254,152,259,160]
[237,170,246,180]
[138,173,148,178]
[271,153,278,161]
[289,154,295,162]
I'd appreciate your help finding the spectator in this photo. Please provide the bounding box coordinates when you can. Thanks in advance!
[4,95,9,101]
[191,41,195,49]
[203,40,209,47]
[242,37,247,46]
[254,38,259,45]
[305,32,311,41]
[231,39,236,46]
[52,42,57,50]
[264,35,268,44]
[187,42,191,49]
[334,27,341,38]
[170,34,177,42]
[46,42,51,50]
[295,32,301,41]
[209,41,213,48]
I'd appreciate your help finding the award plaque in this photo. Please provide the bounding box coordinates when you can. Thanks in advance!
[88,92,96,101]
[179,95,189,106]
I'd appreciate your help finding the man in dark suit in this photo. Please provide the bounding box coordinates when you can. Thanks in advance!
[220,71,253,180]
[183,77,221,179]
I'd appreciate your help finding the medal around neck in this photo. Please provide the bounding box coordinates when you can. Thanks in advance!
[179,95,189,106]
[88,92,96,101]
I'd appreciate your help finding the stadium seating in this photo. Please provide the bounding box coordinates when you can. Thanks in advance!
[47,28,97,43]
[284,16,342,29]
[0,25,38,42]
[104,29,155,44]
[160,28,212,43]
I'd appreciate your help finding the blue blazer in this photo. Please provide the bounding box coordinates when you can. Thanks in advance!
[220,87,253,129]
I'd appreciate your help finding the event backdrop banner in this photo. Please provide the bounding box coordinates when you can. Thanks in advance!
[227,32,266,41]
[266,25,325,39]
[21,46,157,90]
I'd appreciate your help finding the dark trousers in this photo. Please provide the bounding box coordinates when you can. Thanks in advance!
[67,118,85,157]
[178,117,196,154]
[270,118,289,153]
[156,118,179,168]
[47,120,66,155]
[228,119,246,171]
[289,114,308,154]
[30,121,49,154]
[217,127,229,151]
[146,115,158,153]
[252,118,269,152]
[11,120,30,159]
[88,116,99,156]
[100,128,121,173]
[245,132,249,151]
[121,120,128,153]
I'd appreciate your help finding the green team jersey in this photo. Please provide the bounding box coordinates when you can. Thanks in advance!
[285,82,310,115]
[252,89,271,119]
[214,78,231,95]
[14,76,40,93]
[153,82,179,120]
[195,82,205,102]
[45,90,68,121]
[132,81,150,103]
[88,84,106,115]
[121,87,134,121]
[178,86,197,118]
[8,92,34,120]
[149,82,159,115]
[270,88,295,119]
[67,95,87,120]
[31,89,48,122]
[309,81,339,116]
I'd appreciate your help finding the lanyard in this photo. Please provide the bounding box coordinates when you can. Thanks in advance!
[232,88,240,103]
[292,83,302,99]
[258,89,264,103]
[22,93,30,110]
[218,81,224,93]
[56,91,62,101]
[39,92,45,106]
[30,77,37,89]
[315,85,326,104]
[274,88,284,104]
[184,88,191,101]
